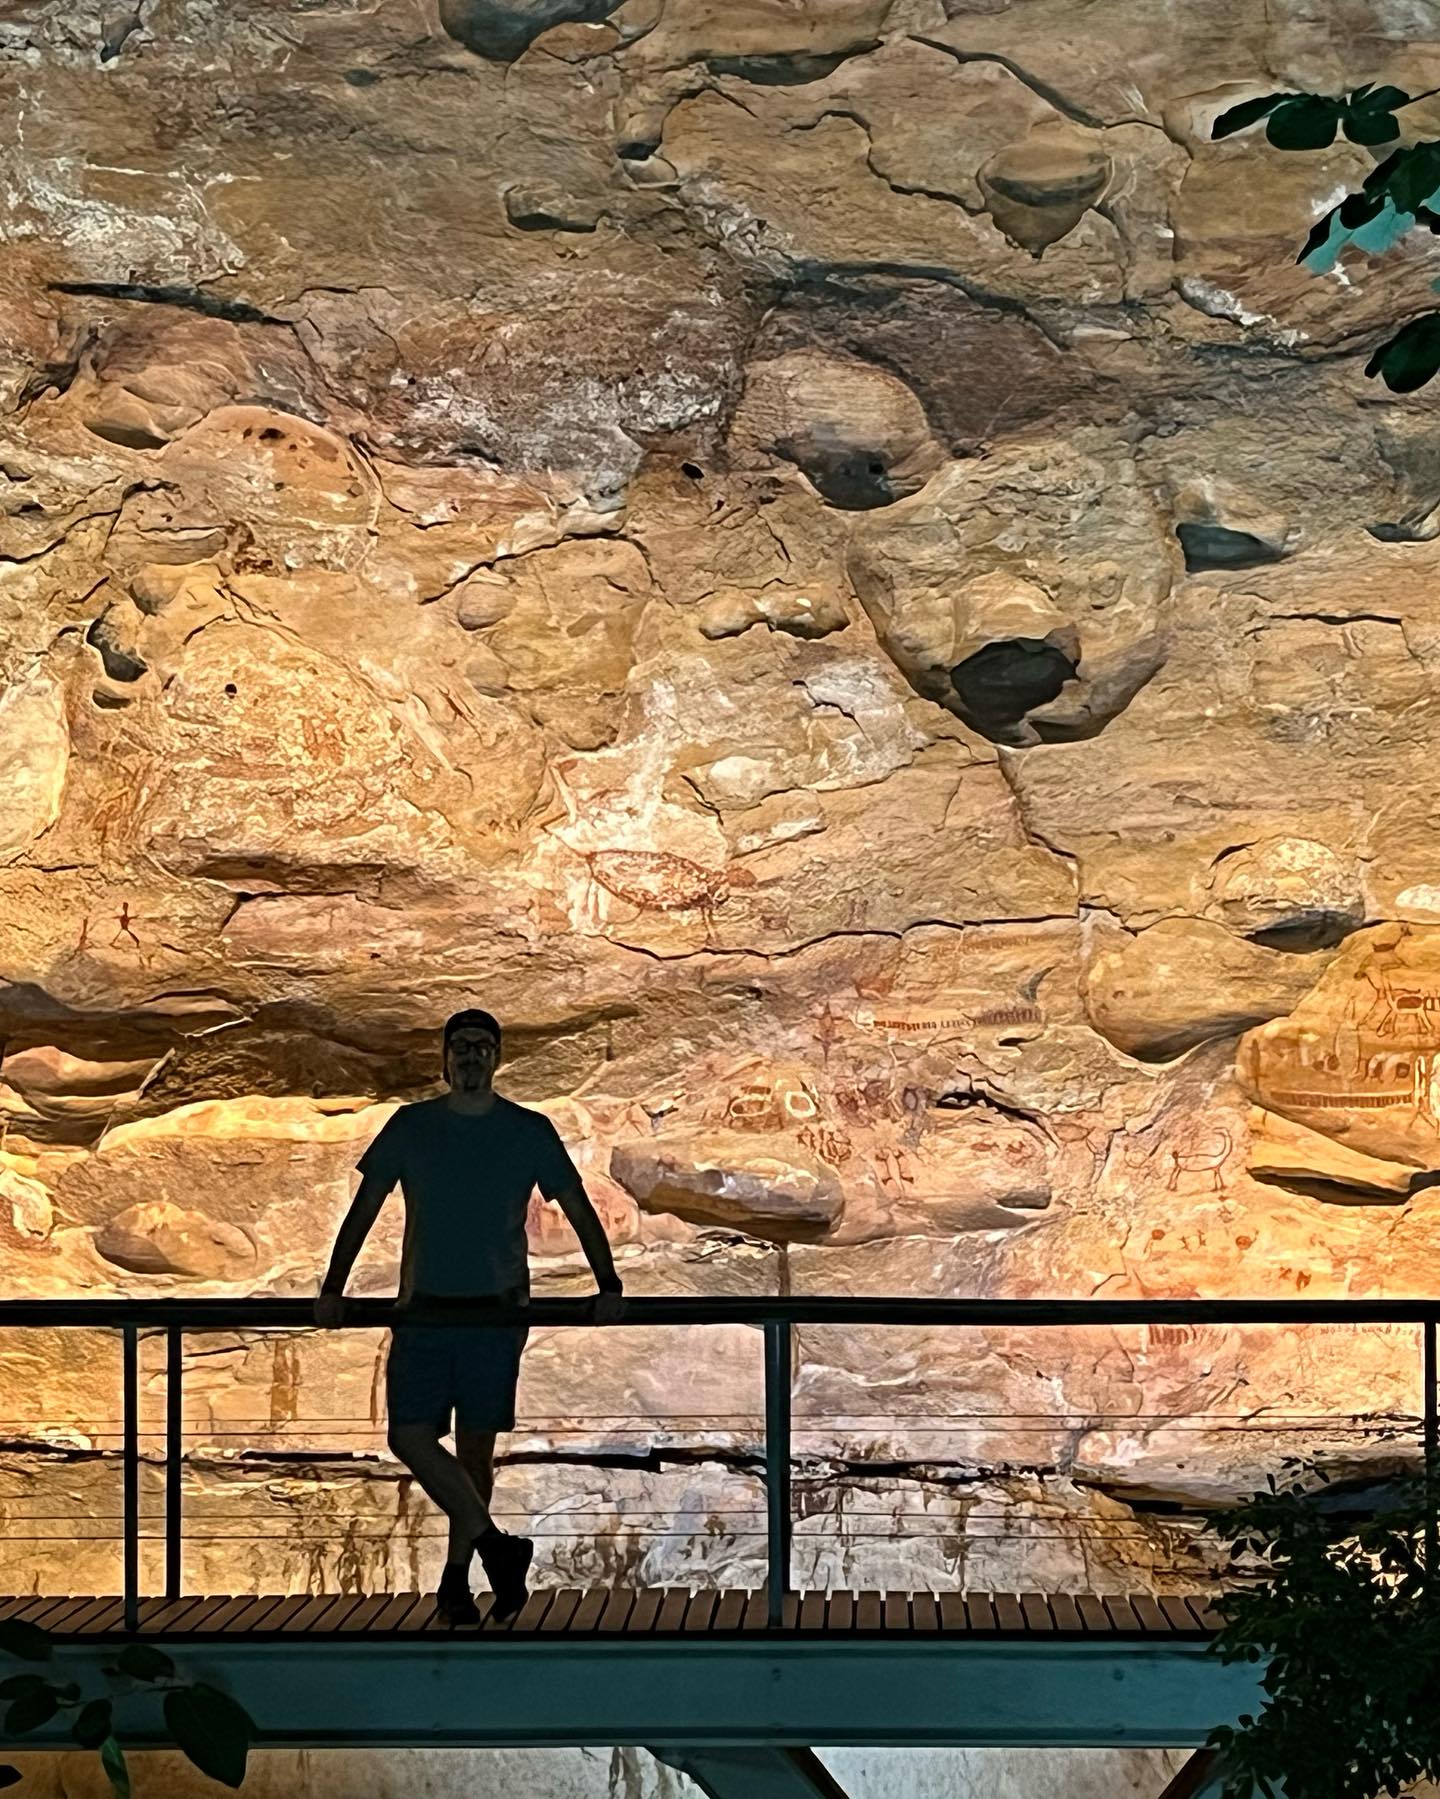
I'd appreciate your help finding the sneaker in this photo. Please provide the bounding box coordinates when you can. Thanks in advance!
[476,1529,533,1619]
[436,1562,480,1629]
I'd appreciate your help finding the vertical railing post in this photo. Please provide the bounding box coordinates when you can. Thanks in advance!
[764,1319,792,1627]
[165,1328,183,1601]
[122,1324,139,1633]
[1424,1318,1437,1590]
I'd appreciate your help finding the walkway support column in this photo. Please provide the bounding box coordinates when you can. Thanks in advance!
[165,1326,184,1600]
[122,1324,139,1633]
[764,1320,792,1626]
[651,1747,848,1799]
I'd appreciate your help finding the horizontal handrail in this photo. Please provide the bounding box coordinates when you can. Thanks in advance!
[1,1299,1434,1633]
[0,1295,1438,1328]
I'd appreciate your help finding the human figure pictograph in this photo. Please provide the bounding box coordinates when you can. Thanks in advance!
[315,1008,625,1626]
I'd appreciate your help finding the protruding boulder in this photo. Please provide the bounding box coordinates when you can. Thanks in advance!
[1171,480,1296,571]
[979,127,1112,255]
[1239,924,1440,1172]
[729,350,941,511]
[610,1135,843,1242]
[95,1200,258,1279]
[439,0,621,62]
[1196,837,1364,948]
[848,445,1173,744]
[1083,917,1333,1060]
[0,1043,162,1143]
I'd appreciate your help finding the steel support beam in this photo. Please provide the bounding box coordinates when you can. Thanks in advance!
[1158,1748,1224,1799]
[651,1747,849,1799]
[0,1639,1268,1753]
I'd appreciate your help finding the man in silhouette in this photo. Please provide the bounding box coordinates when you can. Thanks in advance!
[315,1008,625,1625]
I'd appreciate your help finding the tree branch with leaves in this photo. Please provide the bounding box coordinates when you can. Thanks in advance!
[1207,1469,1440,1799]
[0,1617,255,1795]
[1214,83,1440,390]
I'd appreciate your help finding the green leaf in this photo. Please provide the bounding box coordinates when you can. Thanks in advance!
[0,1675,49,1701]
[1267,94,1343,149]
[1346,108,1401,144]
[115,1643,174,1682]
[1355,83,1410,113]
[1382,142,1440,214]
[164,1684,255,1790]
[5,1686,57,1734]
[1339,189,1386,227]
[1213,93,1287,138]
[0,1620,52,1664]
[100,1734,131,1799]
[1366,313,1440,391]
[72,1697,113,1749]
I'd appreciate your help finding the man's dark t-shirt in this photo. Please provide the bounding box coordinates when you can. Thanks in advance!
[356,1095,581,1299]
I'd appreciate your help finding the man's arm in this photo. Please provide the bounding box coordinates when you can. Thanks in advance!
[315,1173,390,1322]
[553,1180,622,1293]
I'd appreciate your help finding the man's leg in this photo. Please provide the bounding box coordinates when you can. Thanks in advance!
[386,1421,492,1550]
[455,1427,497,1511]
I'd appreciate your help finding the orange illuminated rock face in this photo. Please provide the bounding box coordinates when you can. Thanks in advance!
[1241,926,1440,1184]
[4,0,1440,1670]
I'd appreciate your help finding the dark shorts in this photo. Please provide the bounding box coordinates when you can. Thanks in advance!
[386,1312,529,1434]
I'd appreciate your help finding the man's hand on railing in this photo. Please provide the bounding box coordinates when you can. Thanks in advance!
[314,1291,346,1329]
[593,1280,625,1325]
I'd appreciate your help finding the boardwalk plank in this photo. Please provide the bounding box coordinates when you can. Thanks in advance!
[569,1590,609,1633]
[506,1589,558,1634]
[741,1591,770,1631]
[52,1597,117,1635]
[72,1599,124,1637]
[1159,1595,1202,1633]
[911,1593,940,1633]
[239,1595,313,1635]
[33,1598,93,1633]
[1,1598,51,1627]
[654,1588,690,1634]
[624,1589,663,1634]
[539,1590,583,1633]
[855,1591,883,1632]
[1075,1593,1110,1633]
[1049,1593,1083,1633]
[337,1595,394,1634]
[597,1589,636,1634]
[1020,1593,1054,1632]
[394,1595,439,1634]
[361,1593,420,1635]
[197,1595,273,1634]
[275,1594,345,1635]
[939,1592,970,1633]
[683,1591,717,1633]
[142,1595,211,1635]
[1103,1595,1143,1633]
[712,1590,746,1632]
[311,1595,375,1634]
[1182,1594,1223,1632]
[24,1584,1232,1644]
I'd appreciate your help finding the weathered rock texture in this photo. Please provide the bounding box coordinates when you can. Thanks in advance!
[4,8,1440,1773]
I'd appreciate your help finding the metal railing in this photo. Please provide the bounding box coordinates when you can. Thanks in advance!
[0,1295,1436,1633]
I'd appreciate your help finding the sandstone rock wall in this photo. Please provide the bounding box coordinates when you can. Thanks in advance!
[3,0,1440,1644]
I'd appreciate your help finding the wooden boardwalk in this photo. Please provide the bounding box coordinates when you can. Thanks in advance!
[0,1590,1222,1641]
